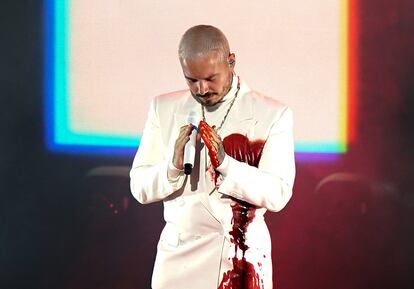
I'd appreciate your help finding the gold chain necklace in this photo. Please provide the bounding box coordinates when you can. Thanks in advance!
[201,76,241,133]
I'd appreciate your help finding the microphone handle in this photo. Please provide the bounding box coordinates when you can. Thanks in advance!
[183,126,197,175]
[184,163,192,175]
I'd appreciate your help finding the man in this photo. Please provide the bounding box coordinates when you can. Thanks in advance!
[130,25,295,289]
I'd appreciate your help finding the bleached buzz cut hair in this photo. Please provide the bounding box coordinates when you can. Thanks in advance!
[178,25,230,63]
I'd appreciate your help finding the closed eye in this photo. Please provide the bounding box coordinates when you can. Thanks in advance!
[185,77,197,83]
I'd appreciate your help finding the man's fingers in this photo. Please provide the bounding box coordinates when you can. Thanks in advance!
[201,131,218,152]
[172,124,194,169]
[210,131,221,143]
[178,124,194,142]
[199,120,223,168]
[176,124,193,149]
[180,124,193,135]
[200,122,220,149]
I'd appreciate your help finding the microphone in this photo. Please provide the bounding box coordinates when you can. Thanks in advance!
[183,111,199,175]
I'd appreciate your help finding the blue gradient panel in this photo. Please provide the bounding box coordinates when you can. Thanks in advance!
[44,0,139,155]
[44,0,350,157]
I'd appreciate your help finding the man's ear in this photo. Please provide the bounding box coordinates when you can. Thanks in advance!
[228,53,236,67]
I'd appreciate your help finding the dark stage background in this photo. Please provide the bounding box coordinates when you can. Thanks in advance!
[1,1,414,288]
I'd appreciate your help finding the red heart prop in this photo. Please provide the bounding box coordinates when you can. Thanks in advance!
[222,133,265,168]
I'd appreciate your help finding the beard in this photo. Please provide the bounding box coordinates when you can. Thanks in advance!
[193,74,233,107]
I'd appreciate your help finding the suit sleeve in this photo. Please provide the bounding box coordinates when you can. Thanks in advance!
[130,99,186,204]
[216,107,295,212]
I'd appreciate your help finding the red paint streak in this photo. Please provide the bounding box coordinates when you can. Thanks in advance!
[199,120,221,167]
[230,201,256,256]
[218,257,261,289]
[218,134,266,289]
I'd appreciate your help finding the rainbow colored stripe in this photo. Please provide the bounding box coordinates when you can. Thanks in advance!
[44,0,357,158]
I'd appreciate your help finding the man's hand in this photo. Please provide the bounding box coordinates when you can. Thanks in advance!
[199,120,226,168]
[172,124,194,170]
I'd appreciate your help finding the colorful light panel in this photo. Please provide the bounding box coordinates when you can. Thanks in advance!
[44,0,356,158]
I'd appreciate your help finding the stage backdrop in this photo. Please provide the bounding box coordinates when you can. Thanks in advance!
[45,0,355,157]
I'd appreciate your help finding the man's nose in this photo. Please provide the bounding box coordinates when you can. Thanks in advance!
[197,81,209,95]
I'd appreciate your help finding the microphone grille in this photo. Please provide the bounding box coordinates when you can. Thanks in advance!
[187,111,200,125]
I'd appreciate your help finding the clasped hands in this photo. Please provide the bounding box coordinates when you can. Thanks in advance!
[173,120,226,170]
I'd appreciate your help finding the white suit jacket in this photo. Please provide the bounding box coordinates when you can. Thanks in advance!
[130,77,295,289]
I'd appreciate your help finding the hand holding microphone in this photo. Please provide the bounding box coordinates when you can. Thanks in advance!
[172,112,225,174]
[172,111,199,175]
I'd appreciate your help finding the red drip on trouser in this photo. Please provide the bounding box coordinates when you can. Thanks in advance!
[217,134,266,289]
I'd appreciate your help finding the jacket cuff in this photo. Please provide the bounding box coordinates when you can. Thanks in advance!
[167,160,185,189]
[216,154,230,176]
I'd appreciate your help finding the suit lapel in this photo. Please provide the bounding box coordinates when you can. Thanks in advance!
[171,82,258,224]
[220,81,256,138]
